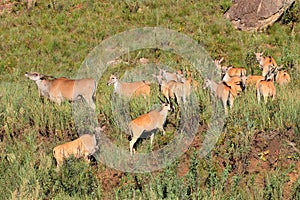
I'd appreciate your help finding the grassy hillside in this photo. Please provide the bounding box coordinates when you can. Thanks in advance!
[1,0,300,199]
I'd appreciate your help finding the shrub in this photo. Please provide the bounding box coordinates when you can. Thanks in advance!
[38,157,101,199]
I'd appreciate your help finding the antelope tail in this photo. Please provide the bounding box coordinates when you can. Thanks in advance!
[128,131,133,141]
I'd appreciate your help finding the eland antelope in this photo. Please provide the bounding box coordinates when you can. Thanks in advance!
[107,74,151,98]
[25,72,97,110]
[129,103,170,155]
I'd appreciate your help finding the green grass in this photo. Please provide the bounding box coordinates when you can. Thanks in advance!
[1,0,300,199]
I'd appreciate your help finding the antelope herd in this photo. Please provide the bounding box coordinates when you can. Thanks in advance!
[25,51,291,166]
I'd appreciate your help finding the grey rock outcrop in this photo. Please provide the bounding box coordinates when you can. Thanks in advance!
[225,0,295,31]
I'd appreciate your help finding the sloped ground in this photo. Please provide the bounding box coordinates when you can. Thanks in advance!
[1,0,300,199]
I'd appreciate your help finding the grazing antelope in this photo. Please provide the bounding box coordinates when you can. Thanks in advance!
[53,126,105,167]
[203,78,237,114]
[256,72,276,103]
[275,70,291,86]
[25,72,97,110]
[254,52,278,77]
[107,74,151,98]
[129,103,171,155]
[159,68,182,82]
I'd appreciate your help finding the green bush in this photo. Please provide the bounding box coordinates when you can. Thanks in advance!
[1,0,300,199]
[38,156,101,199]
[281,2,300,24]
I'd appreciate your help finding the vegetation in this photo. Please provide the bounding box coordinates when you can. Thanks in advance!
[1,0,300,199]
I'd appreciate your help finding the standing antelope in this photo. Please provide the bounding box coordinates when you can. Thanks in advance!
[203,78,237,114]
[159,68,182,82]
[256,71,276,103]
[107,74,151,98]
[129,103,171,155]
[254,52,278,78]
[25,72,97,110]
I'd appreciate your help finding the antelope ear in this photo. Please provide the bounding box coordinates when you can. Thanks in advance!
[222,66,228,71]
[277,65,283,70]
[95,126,106,133]
[222,81,231,88]
[39,74,46,80]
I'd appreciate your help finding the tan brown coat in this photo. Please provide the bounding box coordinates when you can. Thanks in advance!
[107,74,151,98]
[275,70,291,86]
[53,134,97,167]
[25,72,97,110]
[254,52,278,77]
[129,104,170,155]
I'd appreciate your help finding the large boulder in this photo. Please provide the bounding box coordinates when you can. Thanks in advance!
[225,0,295,31]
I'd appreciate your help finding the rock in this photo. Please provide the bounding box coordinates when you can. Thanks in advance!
[27,0,37,10]
[224,0,295,31]
[0,1,15,15]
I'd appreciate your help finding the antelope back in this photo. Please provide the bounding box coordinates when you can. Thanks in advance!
[227,67,247,77]
[109,74,150,97]
[160,68,180,82]
[257,80,276,96]
[255,52,277,66]
[246,75,264,82]
[80,134,97,155]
